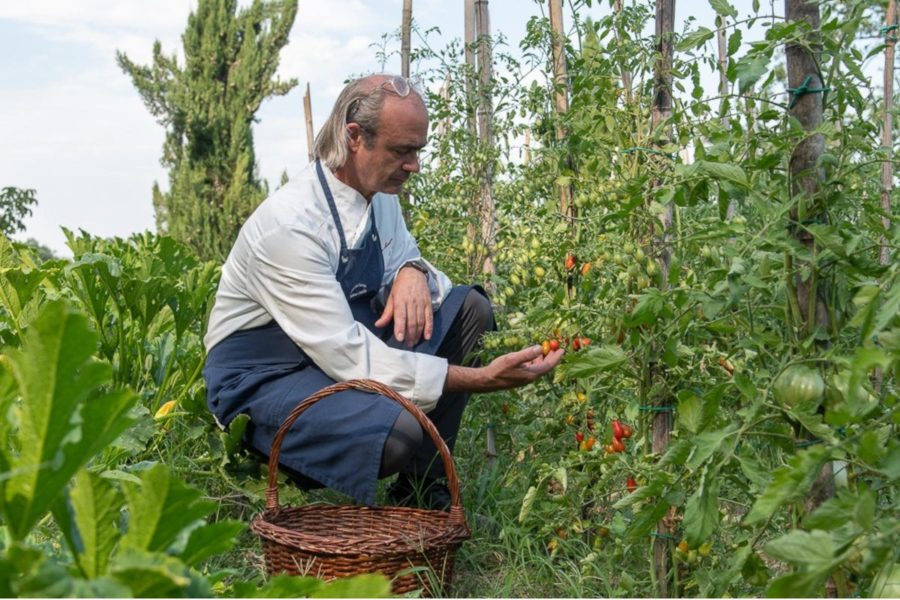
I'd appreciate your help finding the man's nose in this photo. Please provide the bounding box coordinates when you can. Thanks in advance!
[403,154,420,173]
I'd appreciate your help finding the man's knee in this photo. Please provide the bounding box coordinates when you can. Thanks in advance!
[462,288,495,334]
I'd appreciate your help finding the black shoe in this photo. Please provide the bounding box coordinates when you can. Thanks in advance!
[388,474,452,511]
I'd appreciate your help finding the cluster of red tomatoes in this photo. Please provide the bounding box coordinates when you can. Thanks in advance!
[606,419,633,454]
[541,334,591,357]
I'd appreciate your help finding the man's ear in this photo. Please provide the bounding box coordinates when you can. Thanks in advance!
[346,123,364,153]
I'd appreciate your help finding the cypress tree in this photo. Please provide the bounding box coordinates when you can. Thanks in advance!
[118,0,297,260]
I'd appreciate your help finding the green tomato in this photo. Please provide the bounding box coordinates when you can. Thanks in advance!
[774,365,825,409]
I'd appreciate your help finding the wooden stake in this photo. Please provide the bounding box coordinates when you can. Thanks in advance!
[401,0,412,79]
[881,0,897,268]
[548,0,573,222]
[303,82,314,163]
[649,1,676,596]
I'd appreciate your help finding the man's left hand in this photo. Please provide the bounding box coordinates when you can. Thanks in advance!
[374,266,433,347]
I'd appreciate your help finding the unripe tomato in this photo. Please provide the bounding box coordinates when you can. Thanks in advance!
[698,542,712,557]
[597,526,610,538]
[677,540,689,553]
[576,392,587,403]
[541,340,551,356]
[584,436,596,451]
[773,364,825,408]
[534,266,546,278]
[565,414,576,425]
[581,262,592,276]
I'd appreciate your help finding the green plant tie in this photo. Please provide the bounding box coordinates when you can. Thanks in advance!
[787,75,831,109]
[880,24,898,34]
[650,532,678,541]
[620,146,676,159]
[639,405,675,412]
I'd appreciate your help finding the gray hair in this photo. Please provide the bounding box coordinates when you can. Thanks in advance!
[313,75,425,170]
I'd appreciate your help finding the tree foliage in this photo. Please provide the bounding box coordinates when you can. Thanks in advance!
[117,0,298,261]
[0,187,37,237]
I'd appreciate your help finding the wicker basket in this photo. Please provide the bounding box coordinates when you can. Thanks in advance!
[250,379,470,596]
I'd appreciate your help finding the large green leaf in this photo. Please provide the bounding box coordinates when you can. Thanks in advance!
[744,446,830,525]
[51,469,124,579]
[233,573,392,598]
[764,529,836,568]
[766,569,830,598]
[563,344,629,378]
[0,301,137,541]
[119,463,216,554]
[108,550,211,598]
[709,0,738,18]
[178,520,245,568]
[684,469,720,547]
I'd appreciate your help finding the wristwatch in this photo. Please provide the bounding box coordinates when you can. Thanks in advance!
[401,258,429,279]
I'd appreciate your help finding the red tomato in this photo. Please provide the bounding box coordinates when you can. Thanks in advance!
[626,477,637,492]
[621,423,634,438]
[575,431,585,443]
[549,339,560,351]
[612,420,625,440]
[572,337,581,351]
[565,253,577,271]
[611,437,626,453]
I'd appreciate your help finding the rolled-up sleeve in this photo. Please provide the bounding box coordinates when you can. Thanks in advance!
[243,224,448,411]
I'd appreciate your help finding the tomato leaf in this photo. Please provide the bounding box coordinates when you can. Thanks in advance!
[708,0,738,18]
[684,468,720,547]
[764,529,836,568]
[563,345,629,378]
[744,446,830,525]
[518,485,539,524]
[766,570,831,598]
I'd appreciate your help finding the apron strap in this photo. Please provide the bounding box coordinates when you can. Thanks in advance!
[315,159,350,261]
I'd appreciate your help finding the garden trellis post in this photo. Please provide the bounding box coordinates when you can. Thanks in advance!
[784,0,836,525]
[475,0,496,284]
[648,0,675,596]
[303,82,314,164]
[614,0,633,103]
[401,0,412,79]
[881,0,897,268]
[548,0,574,227]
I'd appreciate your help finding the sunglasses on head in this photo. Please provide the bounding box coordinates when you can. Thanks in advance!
[347,76,413,123]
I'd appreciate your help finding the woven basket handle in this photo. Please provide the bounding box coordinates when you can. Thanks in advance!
[264,379,465,525]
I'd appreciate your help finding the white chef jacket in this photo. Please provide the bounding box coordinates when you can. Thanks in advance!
[204,161,453,409]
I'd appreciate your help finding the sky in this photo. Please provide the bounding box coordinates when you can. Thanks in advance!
[0,0,728,257]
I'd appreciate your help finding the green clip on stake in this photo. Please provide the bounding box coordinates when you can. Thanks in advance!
[787,74,831,109]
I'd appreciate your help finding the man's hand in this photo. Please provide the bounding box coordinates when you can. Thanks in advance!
[374,266,433,347]
[445,345,565,393]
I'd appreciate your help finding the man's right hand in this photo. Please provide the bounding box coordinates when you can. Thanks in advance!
[444,345,564,393]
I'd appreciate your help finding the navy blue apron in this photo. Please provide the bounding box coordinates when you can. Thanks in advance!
[204,160,469,506]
